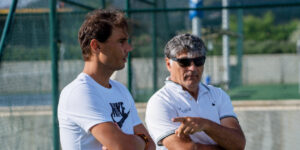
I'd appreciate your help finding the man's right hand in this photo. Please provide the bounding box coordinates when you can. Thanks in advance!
[171,116,245,150]
[173,117,210,138]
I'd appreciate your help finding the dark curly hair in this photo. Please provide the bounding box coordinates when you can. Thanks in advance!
[78,9,128,61]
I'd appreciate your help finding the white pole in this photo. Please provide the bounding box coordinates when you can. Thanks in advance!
[191,0,202,37]
[222,0,229,90]
[299,61,300,94]
[297,39,300,94]
[192,17,201,37]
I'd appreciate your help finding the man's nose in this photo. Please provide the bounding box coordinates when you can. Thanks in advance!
[187,62,198,70]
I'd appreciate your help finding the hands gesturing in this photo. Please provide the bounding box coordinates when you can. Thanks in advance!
[172,117,209,138]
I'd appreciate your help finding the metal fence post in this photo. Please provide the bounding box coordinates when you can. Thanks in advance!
[152,0,158,93]
[49,0,60,149]
[0,0,18,62]
[126,0,132,93]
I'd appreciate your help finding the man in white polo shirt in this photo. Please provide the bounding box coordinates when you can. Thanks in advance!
[146,34,246,150]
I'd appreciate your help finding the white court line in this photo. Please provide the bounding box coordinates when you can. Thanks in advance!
[235,106,300,111]
[0,106,52,117]
[137,105,300,113]
[1,100,300,117]
[0,110,52,117]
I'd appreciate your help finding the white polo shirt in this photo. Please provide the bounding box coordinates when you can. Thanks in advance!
[145,80,237,149]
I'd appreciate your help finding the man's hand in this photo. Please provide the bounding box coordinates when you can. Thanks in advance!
[173,117,209,138]
[173,116,245,150]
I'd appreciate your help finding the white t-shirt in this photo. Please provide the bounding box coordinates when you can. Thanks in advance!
[145,80,237,149]
[58,73,142,150]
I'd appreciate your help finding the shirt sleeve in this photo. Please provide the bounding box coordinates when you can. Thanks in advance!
[145,94,179,146]
[217,88,237,120]
[64,86,113,133]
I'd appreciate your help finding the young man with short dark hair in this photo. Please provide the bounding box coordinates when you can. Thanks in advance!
[58,9,155,150]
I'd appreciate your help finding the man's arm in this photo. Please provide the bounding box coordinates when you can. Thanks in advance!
[205,117,246,150]
[134,123,156,150]
[91,122,145,150]
[162,133,223,150]
[173,117,246,150]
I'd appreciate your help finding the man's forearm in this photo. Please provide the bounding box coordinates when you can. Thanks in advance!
[163,133,224,150]
[204,120,245,150]
[195,143,225,150]
[172,117,245,150]
[132,134,147,150]
[134,124,156,150]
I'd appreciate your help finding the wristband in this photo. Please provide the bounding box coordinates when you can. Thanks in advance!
[136,133,149,148]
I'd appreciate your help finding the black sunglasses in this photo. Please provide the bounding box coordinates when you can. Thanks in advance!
[170,56,206,67]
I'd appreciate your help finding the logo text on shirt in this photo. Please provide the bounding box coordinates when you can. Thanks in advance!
[178,107,191,113]
[109,102,130,128]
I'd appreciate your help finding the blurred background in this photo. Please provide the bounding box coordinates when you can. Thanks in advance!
[0,0,300,149]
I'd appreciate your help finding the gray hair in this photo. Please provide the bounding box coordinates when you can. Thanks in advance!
[164,33,206,58]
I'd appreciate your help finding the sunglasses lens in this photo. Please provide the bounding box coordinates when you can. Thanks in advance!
[194,57,205,66]
[177,59,191,67]
[171,56,205,67]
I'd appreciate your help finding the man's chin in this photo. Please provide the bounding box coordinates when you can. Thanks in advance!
[184,80,200,87]
[185,78,200,83]
[115,64,125,71]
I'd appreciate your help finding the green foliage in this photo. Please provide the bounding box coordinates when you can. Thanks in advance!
[229,11,299,54]
[131,34,165,58]
[243,40,296,54]
[131,34,152,57]
[3,11,300,61]
[242,12,299,41]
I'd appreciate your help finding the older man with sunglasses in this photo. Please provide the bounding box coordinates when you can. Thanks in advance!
[145,34,246,150]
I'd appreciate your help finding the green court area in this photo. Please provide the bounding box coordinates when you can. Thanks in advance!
[229,84,300,100]
[135,84,300,102]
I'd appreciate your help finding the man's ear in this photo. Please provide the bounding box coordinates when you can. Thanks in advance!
[90,39,101,54]
[165,57,172,72]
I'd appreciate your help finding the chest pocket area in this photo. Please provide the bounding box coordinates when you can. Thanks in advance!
[197,94,220,124]
[177,106,194,117]
[175,100,196,117]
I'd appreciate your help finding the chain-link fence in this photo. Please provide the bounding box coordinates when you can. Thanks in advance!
[1,0,300,149]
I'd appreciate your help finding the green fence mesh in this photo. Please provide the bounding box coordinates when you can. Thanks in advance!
[1,0,300,149]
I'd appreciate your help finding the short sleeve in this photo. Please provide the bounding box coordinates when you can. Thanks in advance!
[145,94,179,146]
[63,86,113,133]
[217,88,237,120]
